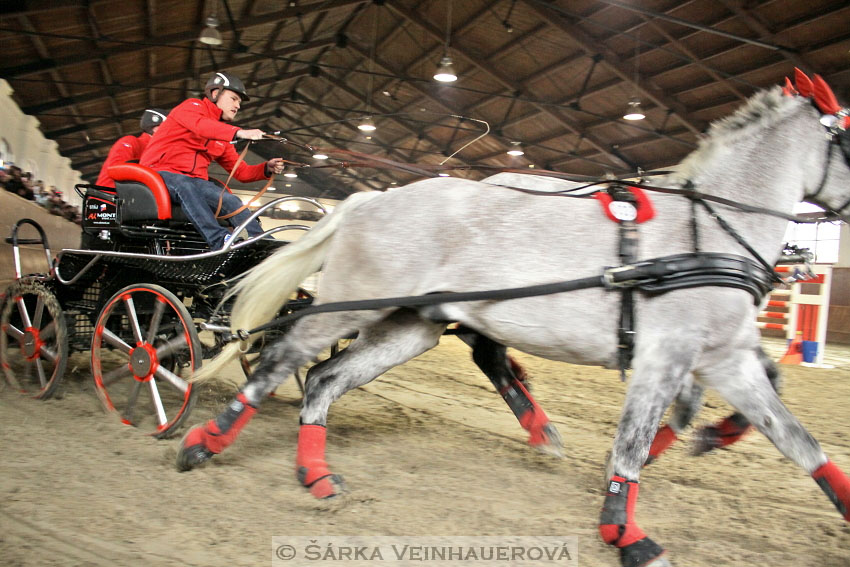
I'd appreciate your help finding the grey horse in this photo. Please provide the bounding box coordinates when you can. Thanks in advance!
[178,74,850,567]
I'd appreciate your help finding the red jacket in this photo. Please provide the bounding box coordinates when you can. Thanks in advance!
[140,97,267,183]
[95,132,151,188]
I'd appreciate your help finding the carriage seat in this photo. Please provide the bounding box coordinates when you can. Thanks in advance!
[108,163,191,225]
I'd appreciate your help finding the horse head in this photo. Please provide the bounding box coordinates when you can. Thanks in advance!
[788,68,850,222]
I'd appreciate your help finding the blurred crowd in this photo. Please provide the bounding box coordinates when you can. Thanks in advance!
[0,164,82,224]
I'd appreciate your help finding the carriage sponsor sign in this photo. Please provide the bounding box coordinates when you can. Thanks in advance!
[272,536,577,566]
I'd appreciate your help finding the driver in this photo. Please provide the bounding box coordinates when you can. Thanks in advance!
[95,108,168,188]
[140,71,285,249]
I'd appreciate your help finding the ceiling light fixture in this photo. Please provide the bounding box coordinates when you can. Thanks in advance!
[506,141,524,156]
[312,152,329,160]
[434,56,458,83]
[283,167,298,178]
[358,118,376,131]
[434,0,458,83]
[199,15,223,46]
[358,6,379,132]
[623,98,646,121]
[622,26,646,121]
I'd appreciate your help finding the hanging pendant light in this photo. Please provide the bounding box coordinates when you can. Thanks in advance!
[199,15,223,46]
[357,117,377,131]
[312,152,329,160]
[434,1,458,83]
[623,98,646,121]
[622,27,645,121]
[433,56,458,82]
[506,141,524,156]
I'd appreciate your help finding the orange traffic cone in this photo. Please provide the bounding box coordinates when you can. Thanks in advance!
[779,331,804,364]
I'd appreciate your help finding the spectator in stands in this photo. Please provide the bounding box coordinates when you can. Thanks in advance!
[140,71,285,249]
[95,108,169,188]
[4,165,25,197]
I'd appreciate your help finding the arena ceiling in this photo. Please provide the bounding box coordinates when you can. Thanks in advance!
[2,0,849,200]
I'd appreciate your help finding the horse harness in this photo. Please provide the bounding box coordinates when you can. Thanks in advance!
[227,98,850,381]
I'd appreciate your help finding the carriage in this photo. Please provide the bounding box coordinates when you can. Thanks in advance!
[0,163,325,437]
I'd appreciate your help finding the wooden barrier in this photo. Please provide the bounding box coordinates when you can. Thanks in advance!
[757,264,833,366]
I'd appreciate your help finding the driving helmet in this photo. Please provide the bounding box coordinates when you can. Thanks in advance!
[204,71,250,102]
[139,108,169,135]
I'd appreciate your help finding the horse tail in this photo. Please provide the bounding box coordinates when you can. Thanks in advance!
[193,191,383,382]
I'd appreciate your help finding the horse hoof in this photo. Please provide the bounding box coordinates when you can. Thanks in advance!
[531,423,565,458]
[619,537,667,567]
[691,427,720,456]
[308,474,347,499]
[176,426,215,472]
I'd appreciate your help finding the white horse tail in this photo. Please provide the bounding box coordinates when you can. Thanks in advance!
[193,191,383,382]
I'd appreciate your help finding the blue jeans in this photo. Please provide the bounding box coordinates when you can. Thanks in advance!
[158,171,263,249]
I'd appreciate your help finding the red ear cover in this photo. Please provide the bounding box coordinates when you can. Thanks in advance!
[812,74,841,115]
[782,77,797,97]
[794,67,813,97]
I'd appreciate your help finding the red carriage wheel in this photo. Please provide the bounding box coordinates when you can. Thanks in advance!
[91,284,200,438]
[0,280,68,398]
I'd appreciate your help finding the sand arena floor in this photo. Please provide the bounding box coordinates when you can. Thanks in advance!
[1,336,849,567]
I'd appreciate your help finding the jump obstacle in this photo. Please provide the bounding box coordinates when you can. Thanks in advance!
[757,263,833,366]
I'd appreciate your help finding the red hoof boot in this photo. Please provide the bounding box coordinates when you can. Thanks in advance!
[813,460,850,521]
[176,425,216,471]
[692,414,752,456]
[600,476,667,567]
[296,424,346,499]
[175,393,257,472]
[303,473,347,499]
[644,425,678,467]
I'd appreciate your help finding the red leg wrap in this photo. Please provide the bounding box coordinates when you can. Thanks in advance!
[813,460,850,521]
[646,424,677,464]
[501,378,551,447]
[599,476,648,548]
[296,425,333,487]
[711,415,753,448]
[198,393,257,454]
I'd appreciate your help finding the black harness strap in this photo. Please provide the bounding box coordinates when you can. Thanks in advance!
[233,252,774,343]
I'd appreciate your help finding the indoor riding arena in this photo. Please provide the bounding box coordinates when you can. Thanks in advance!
[1,2,849,567]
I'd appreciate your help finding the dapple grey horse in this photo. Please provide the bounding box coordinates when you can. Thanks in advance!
[178,73,850,566]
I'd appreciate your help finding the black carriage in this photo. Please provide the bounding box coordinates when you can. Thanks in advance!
[1,164,324,437]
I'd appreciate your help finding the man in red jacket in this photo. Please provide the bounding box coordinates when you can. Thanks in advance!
[140,71,285,249]
[95,108,169,188]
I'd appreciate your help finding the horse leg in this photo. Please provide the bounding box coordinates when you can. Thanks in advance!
[298,309,445,498]
[601,342,694,567]
[699,350,850,523]
[176,310,386,472]
[691,345,779,455]
[458,330,563,456]
[645,379,703,466]
[647,345,781,465]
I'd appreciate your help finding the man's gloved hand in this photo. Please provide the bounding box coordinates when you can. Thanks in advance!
[265,158,286,176]
[236,129,265,140]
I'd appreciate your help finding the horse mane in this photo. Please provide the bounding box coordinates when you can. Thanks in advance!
[674,86,804,180]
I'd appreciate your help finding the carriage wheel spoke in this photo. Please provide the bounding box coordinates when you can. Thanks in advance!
[154,366,189,393]
[4,322,24,341]
[147,379,168,426]
[145,299,166,344]
[155,334,187,361]
[122,380,143,423]
[101,364,133,387]
[34,358,48,388]
[32,296,45,329]
[38,344,58,363]
[122,296,144,345]
[15,298,32,329]
[102,328,133,354]
[39,321,56,341]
